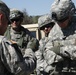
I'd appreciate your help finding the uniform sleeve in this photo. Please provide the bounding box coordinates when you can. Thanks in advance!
[35,50,44,74]
[27,38,39,52]
[43,41,64,74]
[51,39,76,60]
[1,39,23,74]
[35,38,50,74]
[23,48,37,73]
[60,45,76,60]
[1,37,36,75]
[45,42,63,67]
[35,39,59,74]
[35,49,54,74]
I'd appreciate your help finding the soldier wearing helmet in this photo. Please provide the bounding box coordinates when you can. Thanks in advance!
[9,9,24,29]
[0,0,38,75]
[51,0,75,29]
[10,8,24,20]
[5,8,39,55]
[35,14,55,75]
[44,0,76,75]
[38,14,55,36]
[4,9,39,75]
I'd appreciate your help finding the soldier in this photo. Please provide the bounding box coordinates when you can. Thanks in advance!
[44,0,76,75]
[4,9,39,55]
[0,0,37,75]
[35,14,55,75]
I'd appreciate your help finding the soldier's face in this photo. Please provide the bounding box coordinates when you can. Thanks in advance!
[0,12,8,35]
[41,23,54,35]
[42,25,53,35]
[57,16,70,29]
[11,18,21,29]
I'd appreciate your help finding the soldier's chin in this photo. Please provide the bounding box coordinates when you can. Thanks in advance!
[12,26,19,30]
[45,31,49,34]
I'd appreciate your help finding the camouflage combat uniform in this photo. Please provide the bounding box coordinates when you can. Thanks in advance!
[4,9,39,75]
[35,14,55,75]
[4,9,39,54]
[0,36,37,75]
[0,1,37,75]
[5,25,35,55]
[44,0,76,75]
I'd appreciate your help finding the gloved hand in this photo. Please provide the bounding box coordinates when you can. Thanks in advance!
[27,38,39,52]
[51,45,71,59]
[51,46,60,55]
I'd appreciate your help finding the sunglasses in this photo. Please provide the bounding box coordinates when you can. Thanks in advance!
[40,22,54,30]
[11,18,21,22]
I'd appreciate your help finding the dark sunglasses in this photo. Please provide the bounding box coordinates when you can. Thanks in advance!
[40,22,55,30]
[11,18,21,22]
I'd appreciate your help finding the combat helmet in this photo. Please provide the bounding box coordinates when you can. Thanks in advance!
[38,14,55,30]
[51,0,75,21]
[10,9,24,20]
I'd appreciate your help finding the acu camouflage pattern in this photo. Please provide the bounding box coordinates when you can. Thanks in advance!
[0,36,37,73]
[0,36,14,75]
[0,36,37,75]
[35,37,50,75]
[38,14,54,29]
[0,0,37,75]
[50,0,75,21]
[44,15,76,75]
[36,14,55,75]
[27,38,39,52]
[4,25,38,55]
[10,9,24,20]
[5,15,39,75]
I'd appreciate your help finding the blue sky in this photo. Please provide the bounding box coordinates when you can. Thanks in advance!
[2,0,76,16]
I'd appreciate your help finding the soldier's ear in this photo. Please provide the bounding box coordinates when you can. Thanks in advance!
[0,13,3,21]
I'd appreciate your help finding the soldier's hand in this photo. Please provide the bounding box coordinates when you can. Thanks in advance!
[51,46,60,55]
[10,40,17,44]
[27,38,39,52]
